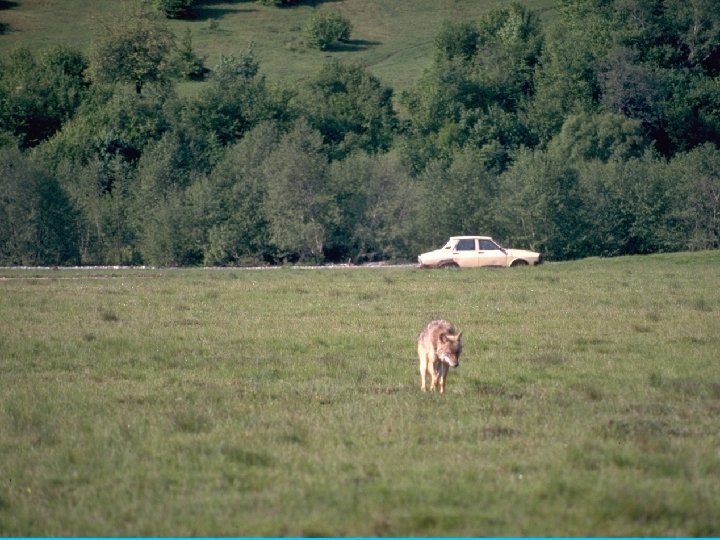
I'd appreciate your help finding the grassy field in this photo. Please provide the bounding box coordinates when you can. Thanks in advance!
[1,252,719,536]
[0,0,556,93]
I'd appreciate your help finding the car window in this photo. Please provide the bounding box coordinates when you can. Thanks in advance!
[456,239,477,251]
[479,239,500,250]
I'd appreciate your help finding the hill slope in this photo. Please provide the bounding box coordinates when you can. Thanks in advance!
[0,0,556,91]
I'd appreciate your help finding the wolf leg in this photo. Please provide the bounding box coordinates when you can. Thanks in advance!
[437,363,448,394]
[430,361,440,392]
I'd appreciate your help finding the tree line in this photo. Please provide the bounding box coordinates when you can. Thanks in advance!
[1,0,718,266]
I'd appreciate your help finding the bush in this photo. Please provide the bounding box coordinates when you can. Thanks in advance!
[153,0,195,19]
[176,28,207,80]
[304,10,352,50]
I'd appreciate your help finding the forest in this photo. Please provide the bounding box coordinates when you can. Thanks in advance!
[1,0,719,266]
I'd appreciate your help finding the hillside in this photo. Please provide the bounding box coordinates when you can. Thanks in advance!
[1,0,718,268]
[0,0,556,92]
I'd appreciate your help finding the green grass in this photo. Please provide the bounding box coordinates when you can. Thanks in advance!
[0,0,556,93]
[1,251,719,536]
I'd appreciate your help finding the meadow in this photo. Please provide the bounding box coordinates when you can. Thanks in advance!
[1,251,719,536]
[0,0,556,93]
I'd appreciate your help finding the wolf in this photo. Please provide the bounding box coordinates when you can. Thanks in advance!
[417,319,463,393]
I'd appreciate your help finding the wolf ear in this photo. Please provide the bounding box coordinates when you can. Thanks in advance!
[456,331,463,340]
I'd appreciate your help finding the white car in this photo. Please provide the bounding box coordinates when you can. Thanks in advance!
[418,236,542,268]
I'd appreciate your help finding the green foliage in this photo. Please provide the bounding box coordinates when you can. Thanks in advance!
[548,112,648,163]
[41,88,170,172]
[87,2,176,95]
[262,121,330,262]
[202,123,280,265]
[474,2,543,103]
[434,20,479,62]
[524,23,605,145]
[401,3,542,172]
[56,156,140,265]
[597,46,661,128]
[418,147,500,244]
[326,151,424,262]
[304,10,352,50]
[3,0,720,266]
[669,143,720,250]
[302,60,397,160]
[530,0,720,154]
[0,146,79,265]
[574,157,678,256]
[182,48,285,149]
[153,0,195,19]
[657,68,720,155]
[137,178,207,266]
[0,46,88,148]
[498,148,587,259]
[133,133,203,266]
[175,28,207,81]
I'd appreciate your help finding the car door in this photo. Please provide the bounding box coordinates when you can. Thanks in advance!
[452,238,480,267]
[478,239,509,267]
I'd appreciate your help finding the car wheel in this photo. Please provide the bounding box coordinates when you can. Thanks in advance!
[438,262,459,269]
[511,259,529,267]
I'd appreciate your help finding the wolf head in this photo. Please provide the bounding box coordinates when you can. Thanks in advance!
[437,331,463,368]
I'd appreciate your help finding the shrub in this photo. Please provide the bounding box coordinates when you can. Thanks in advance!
[153,0,195,19]
[304,10,352,50]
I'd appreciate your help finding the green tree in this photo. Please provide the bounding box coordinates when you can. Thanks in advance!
[474,2,543,108]
[610,0,720,73]
[547,112,648,163]
[56,155,139,265]
[528,0,720,155]
[136,182,207,266]
[153,0,195,19]
[176,28,207,80]
[434,20,479,62]
[523,0,620,146]
[498,148,587,259]
[0,46,88,148]
[262,121,330,262]
[670,144,720,250]
[180,47,292,160]
[0,146,79,265]
[326,151,424,262]
[304,10,352,50]
[202,122,280,265]
[401,3,542,172]
[88,2,176,95]
[574,156,677,256]
[41,87,170,174]
[655,66,720,155]
[417,147,501,244]
[597,46,660,123]
[301,61,397,160]
[133,132,195,265]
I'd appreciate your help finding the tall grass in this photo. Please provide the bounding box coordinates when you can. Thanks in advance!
[1,252,719,535]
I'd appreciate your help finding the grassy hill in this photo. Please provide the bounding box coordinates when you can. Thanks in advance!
[1,252,719,535]
[0,0,556,92]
